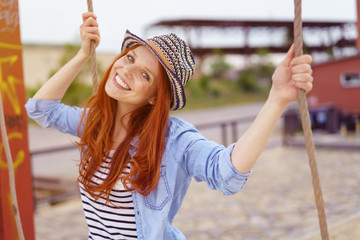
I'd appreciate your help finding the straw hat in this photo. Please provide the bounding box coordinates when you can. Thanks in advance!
[121,30,195,110]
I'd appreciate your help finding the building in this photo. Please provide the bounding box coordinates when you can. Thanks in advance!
[308,55,360,115]
[306,0,360,132]
[306,55,360,132]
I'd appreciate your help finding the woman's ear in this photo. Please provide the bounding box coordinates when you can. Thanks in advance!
[149,98,156,105]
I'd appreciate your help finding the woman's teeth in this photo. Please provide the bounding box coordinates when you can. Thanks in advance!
[115,75,130,90]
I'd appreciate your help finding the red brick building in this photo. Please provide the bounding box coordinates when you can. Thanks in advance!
[307,55,360,115]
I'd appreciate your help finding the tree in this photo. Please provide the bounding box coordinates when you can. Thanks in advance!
[43,44,103,106]
[209,49,231,80]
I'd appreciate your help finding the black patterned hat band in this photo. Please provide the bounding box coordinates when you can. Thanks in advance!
[121,30,195,110]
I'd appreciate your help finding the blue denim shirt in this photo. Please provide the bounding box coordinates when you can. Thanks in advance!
[25,98,252,240]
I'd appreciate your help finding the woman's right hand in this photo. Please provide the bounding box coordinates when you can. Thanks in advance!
[79,12,100,58]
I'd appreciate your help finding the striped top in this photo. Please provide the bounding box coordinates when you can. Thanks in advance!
[79,152,137,240]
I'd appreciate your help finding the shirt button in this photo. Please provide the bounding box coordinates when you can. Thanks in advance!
[137,211,140,215]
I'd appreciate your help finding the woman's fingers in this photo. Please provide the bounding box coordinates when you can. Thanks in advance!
[292,72,313,82]
[293,80,313,93]
[81,31,100,45]
[82,12,97,22]
[291,63,312,75]
[80,12,100,45]
[79,12,100,56]
[292,71,313,93]
[290,54,312,66]
[81,26,99,34]
[83,17,98,27]
[80,26,99,41]
[289,54,313,94]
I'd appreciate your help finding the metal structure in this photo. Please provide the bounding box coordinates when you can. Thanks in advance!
[147,19,357,57]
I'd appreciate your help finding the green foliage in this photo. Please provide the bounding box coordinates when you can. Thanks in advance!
[209,49,231,79]
[256,47,270,57]
[236,69,259,92]
[184,78,268,110]
[62,81,93,106]
[326,46,334,57]
[26,43,103,106]
[183,48,276,109]
[199,74,210,91]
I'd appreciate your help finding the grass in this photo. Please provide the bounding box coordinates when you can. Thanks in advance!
[183,78,269,110]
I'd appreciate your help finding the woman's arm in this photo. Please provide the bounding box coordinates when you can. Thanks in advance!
[33,12,100,100]
[231,45,313,173]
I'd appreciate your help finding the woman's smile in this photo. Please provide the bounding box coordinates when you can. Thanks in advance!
[113,73,131,91]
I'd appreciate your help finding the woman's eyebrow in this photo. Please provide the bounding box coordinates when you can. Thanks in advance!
[131,50,137,58]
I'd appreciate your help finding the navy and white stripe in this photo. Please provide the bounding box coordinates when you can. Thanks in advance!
[80,155,137,240]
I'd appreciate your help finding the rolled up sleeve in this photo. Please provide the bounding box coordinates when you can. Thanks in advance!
[25,98,84,137]
[170,118,252,196]
[218,143,252,195]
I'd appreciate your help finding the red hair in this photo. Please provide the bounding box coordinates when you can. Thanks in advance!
[77,46,171,202]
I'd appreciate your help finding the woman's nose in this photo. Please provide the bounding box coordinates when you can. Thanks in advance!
[122,64,134,80]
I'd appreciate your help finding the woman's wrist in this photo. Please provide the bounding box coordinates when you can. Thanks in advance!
[267,88,289,112]
[76,48,91,62]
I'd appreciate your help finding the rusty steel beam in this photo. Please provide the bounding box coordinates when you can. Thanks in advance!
[151,19,350,28]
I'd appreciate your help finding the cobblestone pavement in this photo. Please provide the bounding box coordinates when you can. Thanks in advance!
[34,145,360,240]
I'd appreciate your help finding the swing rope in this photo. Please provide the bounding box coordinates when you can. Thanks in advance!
[87,0,99,92]
[293,1,329,239]
[0,91,25,240]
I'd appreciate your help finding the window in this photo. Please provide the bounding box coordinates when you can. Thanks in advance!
[340,72,360,88]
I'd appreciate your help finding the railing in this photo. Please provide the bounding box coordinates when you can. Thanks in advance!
[195,115,256,146]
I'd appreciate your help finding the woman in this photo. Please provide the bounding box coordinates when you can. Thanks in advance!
[26,12,313,240]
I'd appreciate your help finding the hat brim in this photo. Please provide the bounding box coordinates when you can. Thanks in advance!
[121,30,185,110]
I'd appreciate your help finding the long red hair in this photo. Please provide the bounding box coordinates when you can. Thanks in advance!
[77,46,171,202]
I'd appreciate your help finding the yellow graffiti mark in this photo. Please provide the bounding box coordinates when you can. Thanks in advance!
[0,132,24,172]
[8,192,14,214]
[0,55,22,115]
[0,42,22,50]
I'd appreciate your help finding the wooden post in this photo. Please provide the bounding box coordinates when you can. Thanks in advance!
[0,0,35,239]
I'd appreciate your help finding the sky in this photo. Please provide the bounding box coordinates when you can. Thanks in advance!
[18,0,357,53]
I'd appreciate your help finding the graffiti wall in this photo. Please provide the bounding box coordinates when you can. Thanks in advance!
[0,0,34,239]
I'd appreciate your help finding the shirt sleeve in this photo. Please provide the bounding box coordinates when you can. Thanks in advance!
[25,98,85,137]
[170,118,252,196]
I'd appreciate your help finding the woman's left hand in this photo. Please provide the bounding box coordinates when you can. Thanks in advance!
[269,44,313,106]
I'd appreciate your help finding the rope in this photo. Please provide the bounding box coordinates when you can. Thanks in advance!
[87,0,99,92]
[293,1,329,239]
[0,92,25,240]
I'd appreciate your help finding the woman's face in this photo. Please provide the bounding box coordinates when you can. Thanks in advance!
[105,46,161,112]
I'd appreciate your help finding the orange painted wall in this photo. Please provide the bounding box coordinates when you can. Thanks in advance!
[308,55,360,114]
[0,1,35,239]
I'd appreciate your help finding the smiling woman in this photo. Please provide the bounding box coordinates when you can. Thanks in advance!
[104,46,161,114]
[25,10,314,240]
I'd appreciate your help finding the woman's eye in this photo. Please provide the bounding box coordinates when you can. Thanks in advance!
[142,72,150,80]
[127,54,134,63]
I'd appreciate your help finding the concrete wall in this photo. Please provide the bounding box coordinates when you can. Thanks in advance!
[22,44,118,88]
